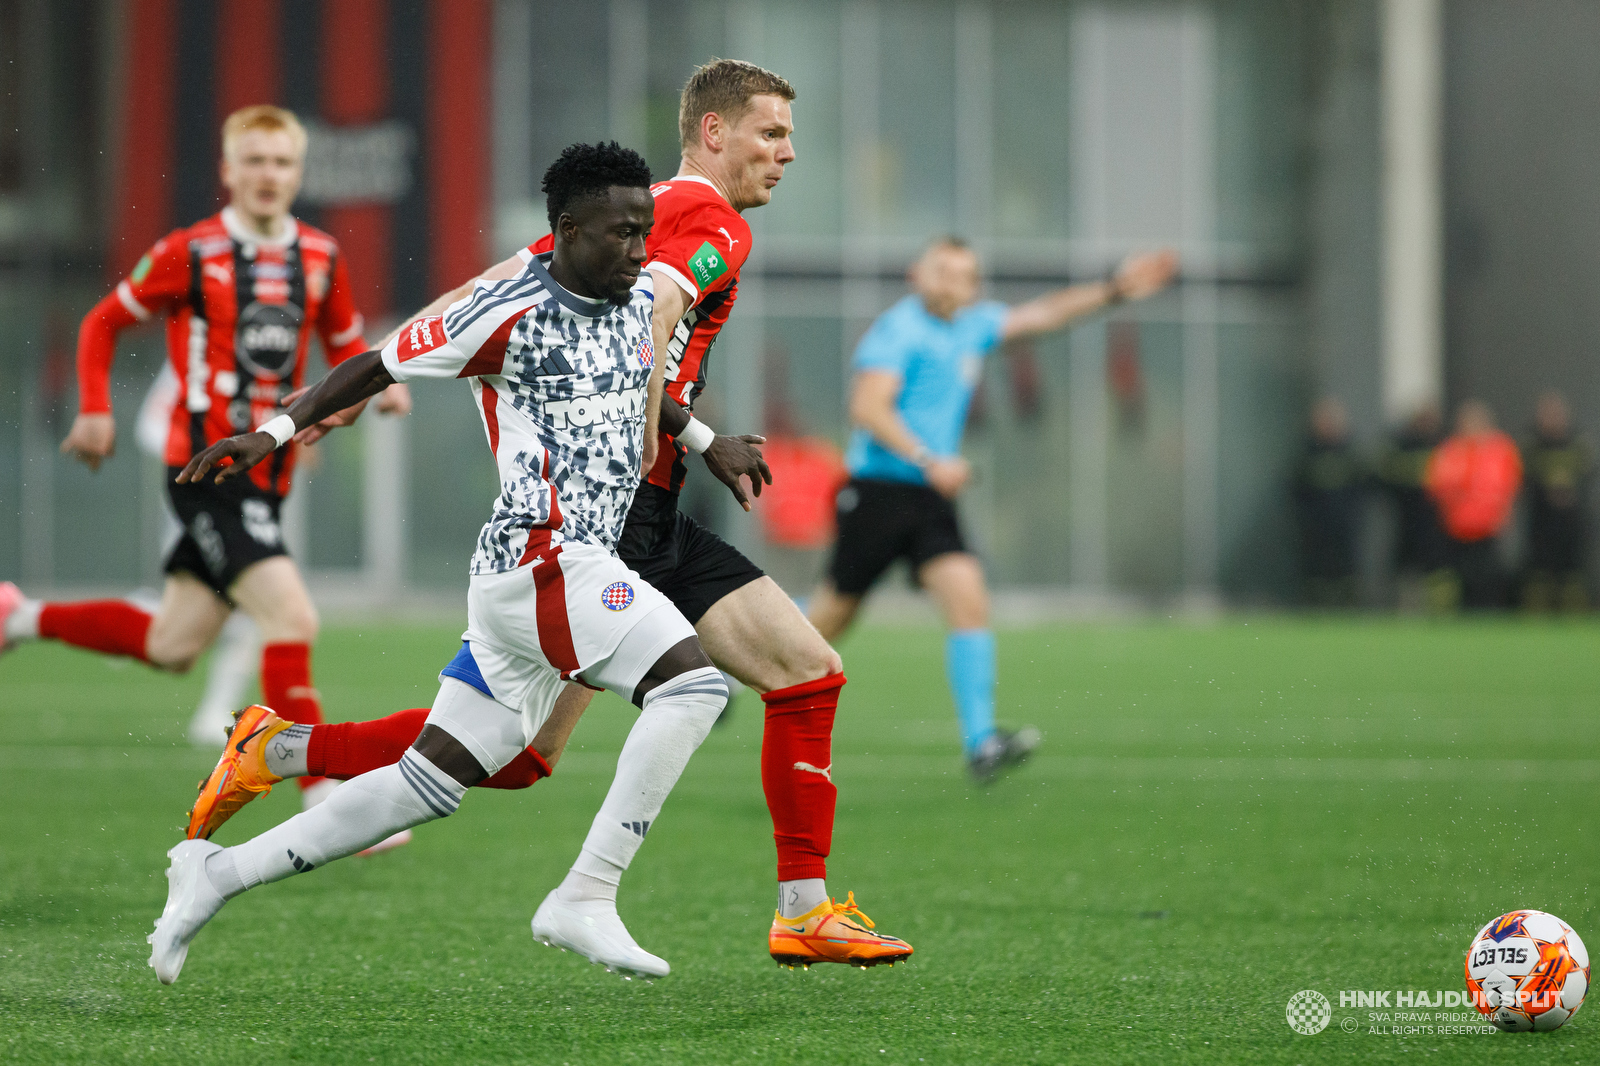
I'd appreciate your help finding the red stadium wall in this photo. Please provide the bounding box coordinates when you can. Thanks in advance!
[108,0,490,320]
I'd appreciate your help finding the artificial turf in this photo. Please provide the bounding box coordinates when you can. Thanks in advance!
[2,616,1597,1064]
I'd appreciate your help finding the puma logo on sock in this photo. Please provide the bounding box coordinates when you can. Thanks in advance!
[793,761,832,783]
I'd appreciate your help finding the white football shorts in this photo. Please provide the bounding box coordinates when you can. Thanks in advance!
[438,538,697,752]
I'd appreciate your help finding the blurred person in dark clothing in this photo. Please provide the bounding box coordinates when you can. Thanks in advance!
[1293,397,1366,607]
[1377,402,1452,611]
[1426,400,1522,610]
[1522,391,1591,611]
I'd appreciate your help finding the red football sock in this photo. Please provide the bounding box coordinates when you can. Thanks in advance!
[260,642,325,792]
[761,672,844,881]
[38,601,152,661]
[306,708,426,779]
[306,706,551,789]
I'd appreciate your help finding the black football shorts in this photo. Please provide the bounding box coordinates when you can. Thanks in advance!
[826,477,968,596]
[617,483,766,624]
[164,468,290,599]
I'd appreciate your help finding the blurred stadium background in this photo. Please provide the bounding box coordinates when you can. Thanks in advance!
[0,0,1593,613]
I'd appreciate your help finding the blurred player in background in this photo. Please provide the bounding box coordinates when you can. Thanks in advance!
[1377,402,1451,612]
[153,144,734,984]
[806,237,1178,782]
[1521,390,1591,611]
[134,364,262,748]
[184,61,912,972]
[1292,396,1366,608]
[0,106,407,806]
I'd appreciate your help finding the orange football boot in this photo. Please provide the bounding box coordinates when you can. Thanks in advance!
[186,705,291,840]
[769,892,913,969]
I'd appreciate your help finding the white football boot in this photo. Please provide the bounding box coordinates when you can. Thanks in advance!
[530,890,670,979]
[148,839,227,984]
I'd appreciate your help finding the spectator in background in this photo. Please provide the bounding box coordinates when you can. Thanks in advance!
[1292,396,1366,607]
[1426,400,1522,610]
[1522,391,1591,611]
[1378,402,1451,611]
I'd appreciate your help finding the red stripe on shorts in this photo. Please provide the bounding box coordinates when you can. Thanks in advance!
[522,529,580,678]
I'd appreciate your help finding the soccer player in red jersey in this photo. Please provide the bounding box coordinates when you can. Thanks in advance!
[189,63,911,970]
[0,106,406,806]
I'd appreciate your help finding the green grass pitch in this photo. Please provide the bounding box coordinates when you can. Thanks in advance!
[3,616,1598,1064]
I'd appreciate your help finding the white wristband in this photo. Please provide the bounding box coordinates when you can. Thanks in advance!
[677,416,716,454]
[260,414,297,448]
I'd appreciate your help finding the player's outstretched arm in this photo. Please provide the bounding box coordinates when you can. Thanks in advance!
[177,351,395,485]
[1000,249,1179,342]
[291,255,522,445]
[644,269,771,509]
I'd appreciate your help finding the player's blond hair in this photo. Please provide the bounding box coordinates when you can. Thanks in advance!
[222,105,307,162]
[678,59,795,151]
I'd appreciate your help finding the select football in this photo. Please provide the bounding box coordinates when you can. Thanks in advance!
[1465,910,1590,1031]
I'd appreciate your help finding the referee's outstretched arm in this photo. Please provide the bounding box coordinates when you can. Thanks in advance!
[1000,249,1179,341]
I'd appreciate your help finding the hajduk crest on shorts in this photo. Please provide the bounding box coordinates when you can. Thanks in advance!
[601,582,635,611]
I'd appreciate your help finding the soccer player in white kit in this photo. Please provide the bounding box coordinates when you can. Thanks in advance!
[148,143,725,983]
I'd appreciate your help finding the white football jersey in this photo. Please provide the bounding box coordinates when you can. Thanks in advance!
[380,252,655,573]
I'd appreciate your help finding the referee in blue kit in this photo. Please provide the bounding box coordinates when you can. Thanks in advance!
[807,237,1177,782]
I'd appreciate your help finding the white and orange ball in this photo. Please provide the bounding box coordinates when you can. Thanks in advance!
[1465,910,1589,1032]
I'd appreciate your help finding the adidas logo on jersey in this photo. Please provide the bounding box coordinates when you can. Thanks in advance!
[545,387,647,429]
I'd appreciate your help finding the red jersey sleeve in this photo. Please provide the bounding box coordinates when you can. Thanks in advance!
[316,251,368,365]
[644,200,751,306]
[76,232,190,414]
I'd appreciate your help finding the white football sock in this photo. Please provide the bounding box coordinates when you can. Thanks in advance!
[555,866,621,905]
[778,878,829,919]
[4,598,42,642]
[264,723,312,779]
[195,612,260,720]
[205,750,465,899]
[566,667,726,890]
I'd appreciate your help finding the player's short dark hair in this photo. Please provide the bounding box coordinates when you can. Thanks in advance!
[541,142,653,233]
[679,58,795,150]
